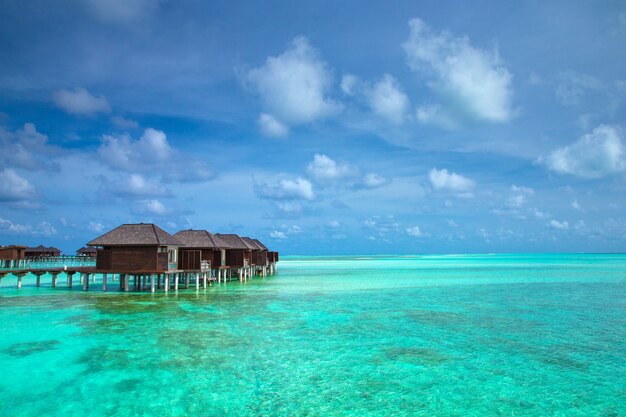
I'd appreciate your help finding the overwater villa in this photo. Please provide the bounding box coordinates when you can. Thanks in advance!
[0,223,278,292]
[25,245,61,258]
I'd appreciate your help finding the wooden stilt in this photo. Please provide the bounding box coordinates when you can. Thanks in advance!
[51,273,58,287]
[83,274,89,291]
[195,273,199,290]
[17,273,24,289]
[185,273,189,289]
[123,274,129,292]
[174,273,179,291]
[164,274,169,292]
[68,272,74,288]
[102,273,107,292]
[150,274,155,293]
[35,273,41,287]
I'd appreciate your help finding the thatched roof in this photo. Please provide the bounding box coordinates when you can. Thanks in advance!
[87,223,182,247]
[0,245,28,250]
[242,237,263,250]
[26,245,61,254]
[251,238,268,251]
[174,230,227,249]
[214,233,253,250]
[76,246,97,255]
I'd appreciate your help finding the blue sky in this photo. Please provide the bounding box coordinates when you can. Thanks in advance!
[1,0,625,254]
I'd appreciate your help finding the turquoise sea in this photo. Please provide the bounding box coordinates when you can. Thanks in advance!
[0,254,625,416]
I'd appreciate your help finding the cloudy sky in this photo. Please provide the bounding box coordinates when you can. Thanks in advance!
[1,0,625,254]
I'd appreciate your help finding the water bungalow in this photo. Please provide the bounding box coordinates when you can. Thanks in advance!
[0,245,28,268]
[0,222,279,293]
[25,245,61,258]
[174,229,228,282]
[76,246,97,257]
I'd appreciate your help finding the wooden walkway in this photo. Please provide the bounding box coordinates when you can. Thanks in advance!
[0,264,277,293]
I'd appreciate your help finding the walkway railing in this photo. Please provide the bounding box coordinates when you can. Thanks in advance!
[0,256,96,270]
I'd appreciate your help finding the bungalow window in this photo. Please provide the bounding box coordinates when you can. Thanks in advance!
[168,248,177,263]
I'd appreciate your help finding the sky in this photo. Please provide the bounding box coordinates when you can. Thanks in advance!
[0,0,625,255]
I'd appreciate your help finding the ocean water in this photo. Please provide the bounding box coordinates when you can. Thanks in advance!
[0,254,625,416]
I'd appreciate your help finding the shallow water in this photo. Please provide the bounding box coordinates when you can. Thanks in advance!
[0,254,625,416]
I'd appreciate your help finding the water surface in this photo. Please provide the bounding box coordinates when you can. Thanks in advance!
[0,254,625,416]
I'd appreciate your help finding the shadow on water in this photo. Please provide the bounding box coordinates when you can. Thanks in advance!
[2,340,61,357]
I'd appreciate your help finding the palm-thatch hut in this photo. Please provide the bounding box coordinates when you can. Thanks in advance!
[173,229,228,273]
[87,223,181,272]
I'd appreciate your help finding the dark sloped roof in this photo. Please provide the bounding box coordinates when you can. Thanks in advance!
[241,237,262,250]
[27,245,60,253]
[214,233,251,250]
[77,246,97,254]
[251,238,268,251]
[87,223,182,246]
[0,245,28,250]
[174,230,227,249]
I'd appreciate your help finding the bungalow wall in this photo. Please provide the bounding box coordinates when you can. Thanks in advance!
[96,246,168,271]
[178,249,202,270]
[0,247,26,260]
[225,249,245,267]
[252,251,267,266]
[205,249,225,268]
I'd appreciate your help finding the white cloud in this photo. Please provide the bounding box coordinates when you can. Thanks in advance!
[133,199,167,216]
[332,233,346,240]
[326,220,340,229]
[365,74,410,124]
[0,169,35,202]
[506,185,534,208]
[87,222,105,233]
[98,128,212,182]
[543,125,625,178]
[270,230,287,240]
[111,116,140,129]
[362,173,388,188]
[306,154,356,182]
[415,104,457,129]
[0,217,56,236]
[341,74,359,95]
[406,226,423,237]
[247,37,341,129]
[53,87,111,115]
[255,177,315,201]
[549,220,569,230]
[572,200,582,210]
[276,202,303,214]
[428,168,475,195]
[258,113,289,138]
[100,173,170,199]
[0,123,60,172]
[403,18,514,122]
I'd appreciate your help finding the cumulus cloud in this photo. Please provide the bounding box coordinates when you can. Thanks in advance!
[306,154,356,182]
[365,74,410,124]
[361,173,388,188]
[549,220,569,230]
[406,226,423,237]
[53,87,111,115]
[255,177,315,201]
[270,230,287,240]
[403,17,514,122]
[506,185,534,208]
[341,74,359,95]
[0,217,56,236]
[415,104,457,129]
[100,174,171,199]
[0,123,60,172]
[111,116,140,129]
[98,128,212,182]
[247,37,340,130]
[428,168,475,195]
[0,169,35,202]
[326,220,341,229]
[132,199,167,216]
[543,125,625,178]
[258,113,289,138]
